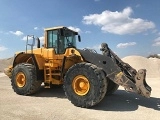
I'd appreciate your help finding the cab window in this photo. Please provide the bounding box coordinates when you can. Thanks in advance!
[47,30,59,53]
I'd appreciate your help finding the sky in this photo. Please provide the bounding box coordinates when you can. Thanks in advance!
[0,0,160,59]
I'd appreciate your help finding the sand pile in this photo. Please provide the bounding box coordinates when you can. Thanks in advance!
[0,56,160,78]
[122,56,160,78]
[0,57,13,72]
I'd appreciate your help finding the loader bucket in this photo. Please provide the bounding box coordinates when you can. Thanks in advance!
[135,69,151,98]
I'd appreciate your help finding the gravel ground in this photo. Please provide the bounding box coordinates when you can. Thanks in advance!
[0,73,160,120]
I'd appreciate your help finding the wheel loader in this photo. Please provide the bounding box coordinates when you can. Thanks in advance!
[4,26,151,108]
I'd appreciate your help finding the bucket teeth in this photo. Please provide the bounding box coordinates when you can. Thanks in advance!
[135,69,151,98]
[4,66,12,78]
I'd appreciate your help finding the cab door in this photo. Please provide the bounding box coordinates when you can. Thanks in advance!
[47,29,65,54]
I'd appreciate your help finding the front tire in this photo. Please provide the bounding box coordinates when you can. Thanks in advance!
[63,62,107,108]
[11,63,42,95]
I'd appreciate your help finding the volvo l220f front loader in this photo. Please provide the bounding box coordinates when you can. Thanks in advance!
[4,26,151,108]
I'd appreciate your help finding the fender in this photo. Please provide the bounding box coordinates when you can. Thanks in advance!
[77,49,121,76]
[13,52,43,81]
[13,52,38,67]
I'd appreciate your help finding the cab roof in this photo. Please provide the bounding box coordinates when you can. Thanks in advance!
[44,26,78,34]
[44,26,65,31]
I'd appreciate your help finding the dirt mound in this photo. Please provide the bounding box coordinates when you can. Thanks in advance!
[0,57,14,72]
[122,56,160,78]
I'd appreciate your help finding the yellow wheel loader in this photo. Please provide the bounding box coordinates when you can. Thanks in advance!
[4,26,151,108]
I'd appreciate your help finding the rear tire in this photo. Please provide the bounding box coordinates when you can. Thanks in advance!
[63,62,107,108]
[11,63,42,95]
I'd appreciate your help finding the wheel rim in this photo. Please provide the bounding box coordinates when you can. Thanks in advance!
[16,72,26,88]
[72,75,90,96]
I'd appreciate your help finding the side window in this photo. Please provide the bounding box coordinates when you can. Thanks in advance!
[47,30,58,53]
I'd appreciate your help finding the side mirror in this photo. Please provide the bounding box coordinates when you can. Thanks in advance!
[78,35,81,42]
[36,37,40,48]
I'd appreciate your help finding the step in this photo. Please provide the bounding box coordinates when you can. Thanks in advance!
[52,73,61,76]
[45,62,59,67]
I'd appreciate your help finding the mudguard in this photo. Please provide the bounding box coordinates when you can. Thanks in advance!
[5,52,43,81]
[77,49,121,79]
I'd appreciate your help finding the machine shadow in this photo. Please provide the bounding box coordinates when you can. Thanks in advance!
[92,90,160,111]
[32,86,160,111]
[32,85,66,98]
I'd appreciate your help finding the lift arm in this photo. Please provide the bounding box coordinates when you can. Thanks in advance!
[100,43,152,98]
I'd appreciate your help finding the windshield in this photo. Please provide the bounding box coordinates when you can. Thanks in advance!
[63,29,76,48]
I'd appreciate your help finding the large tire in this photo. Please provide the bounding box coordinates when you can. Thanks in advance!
[106,79,119,95]
[63,62,107,108]
[11,63,42,95]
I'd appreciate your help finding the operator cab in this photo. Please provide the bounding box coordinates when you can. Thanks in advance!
[45,26,81,54]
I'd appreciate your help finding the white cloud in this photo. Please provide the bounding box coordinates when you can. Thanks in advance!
[152,29,158,34]
[91,44,101,50]
[68,26,81,33]
[34,27,38,30]
[85,31,91,34]
[82,7,155,35]
[39,36,44,44]
[85,44,101,52]
[0,45,8,52]
[117,42,136,48]
[22,36,33,41]
[152,37,160,46]
[10,30,24,36]
[22,36,44,45]
[94,0,100,2]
